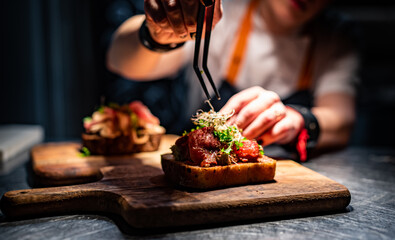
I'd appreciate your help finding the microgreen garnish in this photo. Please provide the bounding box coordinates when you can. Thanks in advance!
[107,102,120,109]
[259,145,264,155]
[221,142,233,154]
[191,109,234,130]
[97,106,104,113]
[190,109,246,155]
[130,112,138,129]
[183,126,202,136]
[79,147,91,157]
[234,141,244,151]
[83,117,92,123]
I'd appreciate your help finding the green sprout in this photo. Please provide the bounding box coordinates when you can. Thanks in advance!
[79,147,91,157]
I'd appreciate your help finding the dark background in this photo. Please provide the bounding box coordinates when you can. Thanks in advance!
[1,0,394,147]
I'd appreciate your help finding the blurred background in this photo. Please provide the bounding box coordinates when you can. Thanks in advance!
[1,0,394,147]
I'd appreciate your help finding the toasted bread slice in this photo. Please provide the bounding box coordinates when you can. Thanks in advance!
[161,153,276,189]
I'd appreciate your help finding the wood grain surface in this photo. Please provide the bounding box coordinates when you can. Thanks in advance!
[1,160,351,229]
[31,135,179,186]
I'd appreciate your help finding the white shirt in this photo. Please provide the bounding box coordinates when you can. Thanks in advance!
[181,0,358,114]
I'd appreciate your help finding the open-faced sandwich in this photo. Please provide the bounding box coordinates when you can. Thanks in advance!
[82,101,165,155]
[161,109,276,189]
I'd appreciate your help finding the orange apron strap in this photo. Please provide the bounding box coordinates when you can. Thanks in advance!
[297,38,315,91]
[225,0,259,86]
[225,0,315,91]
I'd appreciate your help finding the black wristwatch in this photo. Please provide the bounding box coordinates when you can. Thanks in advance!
[287,104,320,149]
[138,20,185,53]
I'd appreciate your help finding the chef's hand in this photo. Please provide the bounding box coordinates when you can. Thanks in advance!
[144,0,223,45]
[220,87,305,146]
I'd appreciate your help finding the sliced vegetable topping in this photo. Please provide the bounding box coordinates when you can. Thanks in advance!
[83,101,161,138]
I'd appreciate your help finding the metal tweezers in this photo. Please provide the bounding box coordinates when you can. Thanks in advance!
[193,0,221,101]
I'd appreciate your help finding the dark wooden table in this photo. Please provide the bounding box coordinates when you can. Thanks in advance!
[0,146,394,239]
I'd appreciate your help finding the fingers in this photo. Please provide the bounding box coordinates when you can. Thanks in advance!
[145,0,170,31]
[221,86,304,147]
[258,107,305,146]
[144,0,223,44]
[213,0,223,27]
[161,0,189,38]
[145,0,166,21]
[145,0,188,43]
[235,91,282,130]
[220,86,265,115]
[220,87,283,131]
[242,102,286,139]
[259,118,296,146]
[145,1,174,44]
[178,0,199,33]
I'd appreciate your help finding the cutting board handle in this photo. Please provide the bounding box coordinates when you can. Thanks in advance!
[1,184,121,219]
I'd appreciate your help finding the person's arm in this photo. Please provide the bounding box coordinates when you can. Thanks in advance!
[312,92,355,149]
[107,0,223,81]
[106,15,185,80]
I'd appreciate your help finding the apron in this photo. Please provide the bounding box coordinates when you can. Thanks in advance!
[202,0,315,112]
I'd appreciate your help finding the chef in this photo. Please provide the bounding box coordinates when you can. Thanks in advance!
[106,0,358,161]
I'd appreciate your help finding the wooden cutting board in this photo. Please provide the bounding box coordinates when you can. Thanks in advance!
[31,135,179,186]
[1,160,351,228]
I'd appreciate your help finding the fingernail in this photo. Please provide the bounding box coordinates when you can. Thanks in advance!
[180,34,187,39]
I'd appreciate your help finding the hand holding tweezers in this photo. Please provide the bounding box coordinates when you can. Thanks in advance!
[193,0,221,101]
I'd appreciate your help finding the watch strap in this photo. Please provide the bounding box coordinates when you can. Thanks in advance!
[287,104,320,149]
[139,20,185,53]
